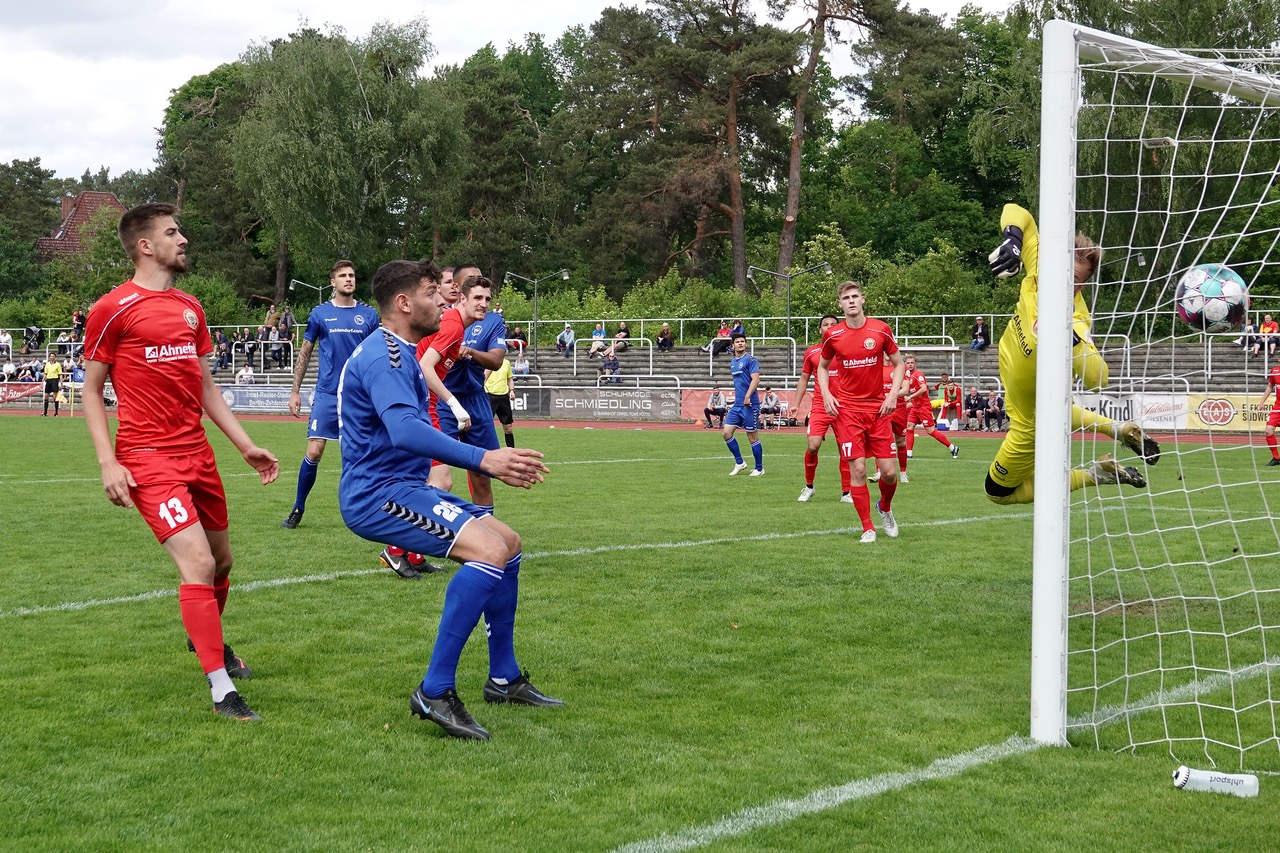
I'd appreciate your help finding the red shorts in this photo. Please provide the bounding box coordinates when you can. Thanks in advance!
[909,404,934,427]
[833,408,895,461]
[124,445,229,543]
[891,406,907,437]
[807,404,838,439]
[1269,408,1280,428]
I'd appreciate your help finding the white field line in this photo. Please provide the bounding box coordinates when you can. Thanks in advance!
[612,658,1280,853]
[0,513,1031,619]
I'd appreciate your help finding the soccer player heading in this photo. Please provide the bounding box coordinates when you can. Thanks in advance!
[82,203,280,721]
[281,260,380,530]
[336,259,559,740]
[983,203,1160,505]
[816,281,905,543]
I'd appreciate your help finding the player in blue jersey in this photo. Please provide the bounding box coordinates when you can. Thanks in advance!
[337,259,559,741]
[723,332,764,476]
[282,260,380,529]
[424,266,509,512]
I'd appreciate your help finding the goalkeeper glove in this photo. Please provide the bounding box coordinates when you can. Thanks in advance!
[447,396,472,432]
[988,225,1024,278]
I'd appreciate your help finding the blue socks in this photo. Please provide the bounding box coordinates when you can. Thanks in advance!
[750,439,763,470]
[294,456,319,512]
[726,437,743,464]
[484,552,521,683]
[421,561,503,697]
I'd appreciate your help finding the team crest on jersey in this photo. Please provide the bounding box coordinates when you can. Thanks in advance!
[355,315,366,325]
[862,337,876,350]
[183,309,198,330]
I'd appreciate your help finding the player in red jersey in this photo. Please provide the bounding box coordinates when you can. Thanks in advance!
[82,204,279,721]
[902,354,958,460]
[1260,363,1280,466]
[883,357,911,483]
[792,314,852,502]
[817,281,906,543]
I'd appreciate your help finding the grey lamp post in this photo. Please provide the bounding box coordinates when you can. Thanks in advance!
[746,262,833,367]
[288,278,325,306]
[502,269,569,370]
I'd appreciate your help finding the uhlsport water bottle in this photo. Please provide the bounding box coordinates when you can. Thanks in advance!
[1172,765,1259,798]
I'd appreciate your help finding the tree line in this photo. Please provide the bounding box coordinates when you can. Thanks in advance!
[2,0,1278,342]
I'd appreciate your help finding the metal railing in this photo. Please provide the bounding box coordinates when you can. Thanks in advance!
[706,336,797,376]
[572,337,654,377]
[595,374,682,388]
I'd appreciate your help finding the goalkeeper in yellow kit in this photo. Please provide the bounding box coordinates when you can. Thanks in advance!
[984,203,1160,505]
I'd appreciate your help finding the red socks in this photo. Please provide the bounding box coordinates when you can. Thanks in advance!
[804,450,818,486]
[851,486,873,532]
[934,431,953,448]
[179,583,224,674]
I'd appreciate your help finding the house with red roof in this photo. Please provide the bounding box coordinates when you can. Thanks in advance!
[36,191,126,260]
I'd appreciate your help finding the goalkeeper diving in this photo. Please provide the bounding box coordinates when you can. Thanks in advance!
[984,203,1159,505]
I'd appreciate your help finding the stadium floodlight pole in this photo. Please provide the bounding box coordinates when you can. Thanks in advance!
[289,278,325,306]
[503,269,569,370]
[747,262,832,370]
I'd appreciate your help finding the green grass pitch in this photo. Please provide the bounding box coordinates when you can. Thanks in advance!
[1,415,1274,851]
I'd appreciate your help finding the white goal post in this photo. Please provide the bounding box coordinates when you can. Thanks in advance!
[1032,19,1280,769]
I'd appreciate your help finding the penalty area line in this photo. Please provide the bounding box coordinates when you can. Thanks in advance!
[0,513,1029,619]
[611,736,1041,853]
[613,654,1280,853]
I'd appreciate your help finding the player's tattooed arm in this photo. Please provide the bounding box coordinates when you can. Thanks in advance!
[289,339,315,417]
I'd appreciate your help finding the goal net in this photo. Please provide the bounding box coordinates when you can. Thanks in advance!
[1033,20,1280,774]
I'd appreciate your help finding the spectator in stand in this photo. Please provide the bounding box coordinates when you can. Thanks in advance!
[936,373,963,429]
[1237,316,1261,357]
[704,386,728,429]
[71,309,86,338]
[588,322,609,358]
[701,320,733,356]
[280,305,296,340]
[1261,313,1279,358]
[214,330,231,373]
[0,328,11,358]
[236,363,255,385]
[513,353,530,375]
[556,323,575,357]
[62,353,75,374]
[970,316,989,351]
[70,330,83,358]
[2,356,14,381]
[493,300,504,315]
[509,326,527,346]
[242,327,258,364]
[656,322,674,353]
[269,324,286,369]
[17,360,36,382]
[963,386,987,430]
[55,330,71,356]
[599,350,621,383]
[759,386,782,427]
[985,390,1006,431]
[613,321,631,352]
[265,303,282,329]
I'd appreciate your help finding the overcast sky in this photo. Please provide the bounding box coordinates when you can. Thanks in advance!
[1,0,1007,181]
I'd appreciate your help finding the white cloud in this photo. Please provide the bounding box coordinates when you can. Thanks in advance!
[0,0,1003,179]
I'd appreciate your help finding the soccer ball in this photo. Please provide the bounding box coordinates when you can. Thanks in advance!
[1174,263,1249,333]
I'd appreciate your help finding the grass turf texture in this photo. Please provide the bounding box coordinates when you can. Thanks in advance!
[1,416,1274,851]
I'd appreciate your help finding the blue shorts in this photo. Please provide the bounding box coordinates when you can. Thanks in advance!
[725,403,761,432]
[343,483,485,560]
[308,390,338,441]
[437,391,501,454]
